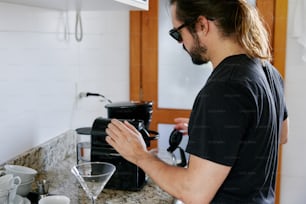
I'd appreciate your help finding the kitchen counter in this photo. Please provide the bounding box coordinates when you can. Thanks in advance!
[1,130,173,203]
[41,154,173,204]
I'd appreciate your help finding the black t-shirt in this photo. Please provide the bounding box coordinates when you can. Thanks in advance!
[186,55,287,204]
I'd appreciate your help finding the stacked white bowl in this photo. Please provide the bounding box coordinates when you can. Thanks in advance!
[4,165,37,196]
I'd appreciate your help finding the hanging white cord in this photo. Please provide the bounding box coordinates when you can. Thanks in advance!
[75,0,83,42]
[75,10,83,42]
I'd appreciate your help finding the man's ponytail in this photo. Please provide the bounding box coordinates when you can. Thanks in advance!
[237,1,272,61]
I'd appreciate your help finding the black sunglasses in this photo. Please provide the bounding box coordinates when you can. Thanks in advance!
[169,21,194,43]
[169,17,215,43]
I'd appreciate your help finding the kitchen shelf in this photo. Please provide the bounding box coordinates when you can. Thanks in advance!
[0,0,149,11]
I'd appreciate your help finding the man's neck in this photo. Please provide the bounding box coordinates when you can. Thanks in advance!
[209,39,246,68]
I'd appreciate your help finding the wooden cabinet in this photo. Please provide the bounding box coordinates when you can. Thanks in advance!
[0,0,149,11]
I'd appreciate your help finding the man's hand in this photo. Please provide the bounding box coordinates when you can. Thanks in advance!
[105,119,148,165]
[174,117,189,135]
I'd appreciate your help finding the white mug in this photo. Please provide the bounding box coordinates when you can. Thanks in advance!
[0,174,21,191]
[0,189,9,204]
[39,195,70,204]
[0,196,8,204]
[0,184,18,204]
[8,183,18,203]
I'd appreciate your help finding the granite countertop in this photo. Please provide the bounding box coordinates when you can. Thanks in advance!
[1,130,174,203]
[41,155,173,204]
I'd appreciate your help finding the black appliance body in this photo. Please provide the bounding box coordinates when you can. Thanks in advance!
[105,101,159,144]
[105,101,153,130]
[90,117,158,191]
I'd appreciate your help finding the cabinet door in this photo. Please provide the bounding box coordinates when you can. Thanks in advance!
[130,0,287,203]
[0,0,148,10]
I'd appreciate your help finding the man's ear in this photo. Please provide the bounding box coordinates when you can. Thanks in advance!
[196,16,210,35]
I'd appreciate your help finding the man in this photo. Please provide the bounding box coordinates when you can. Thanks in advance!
[106,0,289,203]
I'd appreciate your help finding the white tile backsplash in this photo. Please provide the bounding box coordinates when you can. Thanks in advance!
[0,2,130,163]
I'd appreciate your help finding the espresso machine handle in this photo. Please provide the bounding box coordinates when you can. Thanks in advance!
[139,128,159,147]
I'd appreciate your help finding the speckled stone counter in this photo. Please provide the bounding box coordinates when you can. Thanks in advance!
[0,130,174,203]
[43,155,173,204]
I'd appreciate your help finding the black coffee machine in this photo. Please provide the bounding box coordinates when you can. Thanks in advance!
[104,101,153,130]
[90,101,158,191]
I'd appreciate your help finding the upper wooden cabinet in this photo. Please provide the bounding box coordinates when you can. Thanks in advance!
[0,0,149,11]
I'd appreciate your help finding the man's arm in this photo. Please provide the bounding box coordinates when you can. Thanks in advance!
[138,154,231,204]
[106,119,231,204]
[280,118,289,144]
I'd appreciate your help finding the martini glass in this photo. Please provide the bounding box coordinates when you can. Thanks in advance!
[71,162,116,204]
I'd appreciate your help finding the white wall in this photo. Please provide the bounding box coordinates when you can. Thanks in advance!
[280,0,306,203]
[0,3,130,163]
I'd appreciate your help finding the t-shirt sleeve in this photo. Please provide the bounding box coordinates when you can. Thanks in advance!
[186,82,255,166]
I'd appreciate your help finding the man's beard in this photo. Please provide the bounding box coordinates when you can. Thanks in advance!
[183,35,209,65]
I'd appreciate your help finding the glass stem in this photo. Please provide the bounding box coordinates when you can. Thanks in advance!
[91,197,96,204]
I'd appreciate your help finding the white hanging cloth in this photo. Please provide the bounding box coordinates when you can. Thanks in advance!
[292,0,306,62]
